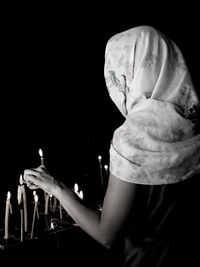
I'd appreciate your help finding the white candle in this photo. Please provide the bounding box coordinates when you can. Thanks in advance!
[52,196,57,213]
[45,194,50,215]
[33,191,39,219]
[49,194,53,212]
[59,202,63,220]
[31,194,39,239]
[98,155,104,185]
[104,164,109,173]
[4,191,11,240]
[20,175,28,233]
[17,185,23,242]
[39,148,44,166]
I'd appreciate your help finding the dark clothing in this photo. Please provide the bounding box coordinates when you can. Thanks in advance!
[121,175,200,267]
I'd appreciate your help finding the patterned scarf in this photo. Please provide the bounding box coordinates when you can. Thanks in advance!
[104,25,200,184]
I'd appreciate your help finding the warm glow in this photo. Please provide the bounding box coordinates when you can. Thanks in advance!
[7,191,11,200]
[39,148,43,157]
[34,194,39,203]
[104,165,108,170]
[74,183,79,193]
[79,190,84,199]
[98,155,102,160]
[50,221,54,229]
[50,194,52,198]
[33,190,36,196]
[19,174,23,185]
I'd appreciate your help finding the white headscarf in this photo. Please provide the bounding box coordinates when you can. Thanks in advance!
[104,25,200,184]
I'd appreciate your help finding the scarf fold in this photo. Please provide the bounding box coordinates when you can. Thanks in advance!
[104,26,200,184]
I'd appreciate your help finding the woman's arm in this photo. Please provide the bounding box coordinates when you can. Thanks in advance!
[23,168,137,249]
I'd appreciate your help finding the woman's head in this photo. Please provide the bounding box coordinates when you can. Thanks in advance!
[104,25,199,122]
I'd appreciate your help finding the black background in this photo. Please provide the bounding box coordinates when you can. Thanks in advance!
[1,3,200,196]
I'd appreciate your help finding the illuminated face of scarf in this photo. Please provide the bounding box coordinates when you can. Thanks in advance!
[104,26,200,184]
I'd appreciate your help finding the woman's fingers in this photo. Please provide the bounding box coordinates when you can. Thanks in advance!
[26,182,39,190]
[23,169,42,187]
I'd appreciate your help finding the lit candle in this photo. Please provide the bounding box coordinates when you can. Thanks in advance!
[4,191,12,240]
[39,148,44,166]
[98,155,104,185]
[20,175,28,233]
[17,185,23,242]
[74,183,79,194]
[31,194,39,239]
[79,190,84,200]
[74,183,83,199]
[104,164,109,175]
[33,191,39,219]
[49,194,53,212]
[38,148,48,204]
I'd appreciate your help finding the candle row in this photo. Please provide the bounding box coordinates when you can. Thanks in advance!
[3,149,110,243]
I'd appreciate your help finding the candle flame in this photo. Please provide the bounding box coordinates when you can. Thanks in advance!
[34,194,39,203]
[79,190,84,199]
[7,191,11,200]
[39,148,43,157]
[104,165,108,170]
[33,190,36,196]
[51,221,55,229]
[98,155,102,160]
[74,183,79,193]
[19,174,23,185]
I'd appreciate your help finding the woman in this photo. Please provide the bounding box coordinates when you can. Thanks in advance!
[23,26,200,266]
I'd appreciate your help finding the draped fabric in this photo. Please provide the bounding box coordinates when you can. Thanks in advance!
[120,176,200,267]
[104,25,200,185]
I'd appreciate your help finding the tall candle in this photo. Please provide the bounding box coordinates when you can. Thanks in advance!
[20,175,28,232]
[49,194,53,212]
[52,196,57,213]
[31,194,39,239]
[104,165,109,175]
[4,191,11,240]
[17,185,23,242]
[38,148,47,204]
[33,191,39,219]
[59,202,63,220]
[45,194,50,215]
[98,155,104,185]
[39,148,44,166]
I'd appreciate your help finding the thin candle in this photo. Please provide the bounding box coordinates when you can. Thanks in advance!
[52,196,57,213]
[33,191,39,219]
[59,202,63,220]
[98,155,104,185]
[45,194,50,215]
[49,194,53,212]
[39,148,44,166]
[17,185,23,242]
[20,175,28,233]
[104,164,108,172]
[31,194,39,239]
[4,191,11,240]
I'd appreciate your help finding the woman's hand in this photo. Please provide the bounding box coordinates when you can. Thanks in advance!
[23,166,58,195]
